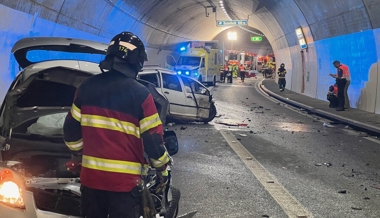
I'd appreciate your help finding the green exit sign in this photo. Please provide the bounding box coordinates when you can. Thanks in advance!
[251,36,262,41]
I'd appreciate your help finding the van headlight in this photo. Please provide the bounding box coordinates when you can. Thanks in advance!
[0,169,25,208]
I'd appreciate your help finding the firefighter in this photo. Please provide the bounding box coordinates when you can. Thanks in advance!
[63,32,170,218]
[278,63,287,92]
[239,64,245,82]
[327,83,338,108]
[330,60,349,111]
[227,64,233,83]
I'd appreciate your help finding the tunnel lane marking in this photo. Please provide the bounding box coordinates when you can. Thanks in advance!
[220,129,313,218]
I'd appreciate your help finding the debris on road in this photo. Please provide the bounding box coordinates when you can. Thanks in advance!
[323,123,334,128]
[315,163,322,166]
[256,111,264,113]
[324,162,332,167]
[338,190,347,194]
[167,123,176,126]
[351,207,362,211]
[180,126,187,130]
[250,130,254,134]
[237,138,242,141]
[262,215,270,218]
[266,180,274,184]
[246,157,253,160]
[258,106,264,108]
[364,197,370,200]
[239,134,247,137]
[205,140,209,143]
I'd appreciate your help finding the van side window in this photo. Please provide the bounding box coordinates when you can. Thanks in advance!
[162,74,182,92]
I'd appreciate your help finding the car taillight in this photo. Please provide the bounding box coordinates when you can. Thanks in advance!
[0,169,25,208]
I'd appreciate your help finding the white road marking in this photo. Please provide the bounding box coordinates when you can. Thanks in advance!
[220,129,313,218]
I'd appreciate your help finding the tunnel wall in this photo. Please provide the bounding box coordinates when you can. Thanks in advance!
[0,4,175,104]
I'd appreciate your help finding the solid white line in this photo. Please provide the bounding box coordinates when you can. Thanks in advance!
[220,129,313,218]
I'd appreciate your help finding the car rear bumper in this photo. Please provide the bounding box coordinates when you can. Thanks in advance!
[0,191,81,218]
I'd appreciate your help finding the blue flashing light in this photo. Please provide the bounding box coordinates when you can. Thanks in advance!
[180,47,186,51]
[185,71,190,75]
[194,73,198,76]
[177,71,182,75]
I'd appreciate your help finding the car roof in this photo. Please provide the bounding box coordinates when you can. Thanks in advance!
[139,66,177,75]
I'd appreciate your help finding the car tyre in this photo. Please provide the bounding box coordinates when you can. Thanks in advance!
[164,187,180,218]
[203,103,217,124]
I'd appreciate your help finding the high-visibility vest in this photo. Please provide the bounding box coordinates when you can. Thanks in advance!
[339,64,350,79]
[333,85,338,95]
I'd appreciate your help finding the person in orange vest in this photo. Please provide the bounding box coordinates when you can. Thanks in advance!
[330,60,350,111]
[239,64,246,82]
[327,83,338,108]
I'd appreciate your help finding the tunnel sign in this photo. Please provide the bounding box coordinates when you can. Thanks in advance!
[251,36,262,41]
[216,20,248,27]
[295,27,308,49]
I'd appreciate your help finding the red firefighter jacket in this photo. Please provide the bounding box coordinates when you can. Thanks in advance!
[63,70,169,192]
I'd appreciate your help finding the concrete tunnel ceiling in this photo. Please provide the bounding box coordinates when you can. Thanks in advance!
[2,0,380,52]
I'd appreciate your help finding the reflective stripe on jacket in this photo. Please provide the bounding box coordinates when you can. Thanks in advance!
[63,70,169,192]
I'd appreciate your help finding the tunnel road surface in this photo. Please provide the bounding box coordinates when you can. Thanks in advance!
[166,76,380,218]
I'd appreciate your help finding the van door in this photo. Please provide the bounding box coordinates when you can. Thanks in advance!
[165,55,177,71]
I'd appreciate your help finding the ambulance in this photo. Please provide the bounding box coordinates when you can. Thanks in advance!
[166,41,222,86]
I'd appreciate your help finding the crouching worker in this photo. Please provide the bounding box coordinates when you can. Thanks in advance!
[327,83,339,108]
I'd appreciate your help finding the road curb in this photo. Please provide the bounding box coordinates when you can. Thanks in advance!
[258,80,380,136]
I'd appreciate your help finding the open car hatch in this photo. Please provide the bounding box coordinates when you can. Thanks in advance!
[12,37,108,68]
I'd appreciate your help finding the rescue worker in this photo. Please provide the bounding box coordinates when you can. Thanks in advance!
[278,63,287,92]
[232,64,238,78]
[330,60,350,109]
[239,64,245,82]
[227,64,233,83]
[223,63,229,82]
[327,83,339,108]
[63,32,170,218]
[219,64,225,82]
[330,60,348,111]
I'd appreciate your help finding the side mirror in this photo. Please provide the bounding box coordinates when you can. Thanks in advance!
[164,130,178,156]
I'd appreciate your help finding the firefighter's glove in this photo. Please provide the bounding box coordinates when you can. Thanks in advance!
[155,168,169,194]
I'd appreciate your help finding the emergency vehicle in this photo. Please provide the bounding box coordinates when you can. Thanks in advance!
[166,41,222,86]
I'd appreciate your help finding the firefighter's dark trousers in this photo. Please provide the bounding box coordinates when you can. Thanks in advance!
[278,78,286,91]
[81,185,141,218]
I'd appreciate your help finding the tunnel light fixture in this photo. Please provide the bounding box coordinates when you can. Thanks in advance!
[227,31,237,40]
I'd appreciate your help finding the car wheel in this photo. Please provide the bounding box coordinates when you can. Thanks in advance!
[164,187,180,218]
[203,103,217,124]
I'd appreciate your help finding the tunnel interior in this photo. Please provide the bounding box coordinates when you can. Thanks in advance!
[0,0,380,113]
